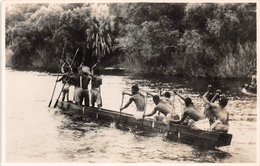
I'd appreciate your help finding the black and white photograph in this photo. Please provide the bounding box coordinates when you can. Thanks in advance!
[2,0,258,164]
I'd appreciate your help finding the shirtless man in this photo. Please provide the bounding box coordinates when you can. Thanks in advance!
[120,85,145,119]
[90,68,102,109]
[68,66,91,106]
[170,92,210,130]
[56,67,72,102]
[164,91,175,109]
[202,86,221,126]
[143,95,179,124]
[204,94,229,133]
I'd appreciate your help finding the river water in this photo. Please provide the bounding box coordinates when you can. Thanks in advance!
[5,69,257,163]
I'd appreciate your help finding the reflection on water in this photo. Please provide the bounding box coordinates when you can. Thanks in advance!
[5,69,257,163]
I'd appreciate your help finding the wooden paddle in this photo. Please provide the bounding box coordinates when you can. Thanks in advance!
[116,93,124,126]
[53,48,79,108]
[48,39,67,107]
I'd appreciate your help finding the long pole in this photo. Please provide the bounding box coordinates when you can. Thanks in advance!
[116,94,124,126]
[48,39,67,107]
[48,64,62,107]
[53,48,79,108]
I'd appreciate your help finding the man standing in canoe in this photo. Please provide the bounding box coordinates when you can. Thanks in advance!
[78,65,91,106]
[143,95,179,124]
[120,85,145,120]
[56,65,73,102]
[90,68,102,110]
[68,66,91,106]
[170,92,210,131]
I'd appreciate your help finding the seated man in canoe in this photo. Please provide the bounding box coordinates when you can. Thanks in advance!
[164,91,175,109]
[120,85,146,120]
[203,92,230,133]
[143,95,180,124]
[169,92,210,131]
[147,89,175,108]
[202,85,221,126]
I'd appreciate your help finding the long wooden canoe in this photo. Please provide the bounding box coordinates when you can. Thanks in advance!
[57,101,232,149]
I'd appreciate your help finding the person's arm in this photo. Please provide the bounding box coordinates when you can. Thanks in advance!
[56,75,66,82]
[202,91,210,103]
[120,98,133,111]
[143,107,157,117]
[209,92,220,103]
[210,90,221,102]
[173,91,185,101]
[123,91,132,96]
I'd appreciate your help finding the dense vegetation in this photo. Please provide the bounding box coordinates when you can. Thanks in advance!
[5,3,256,77]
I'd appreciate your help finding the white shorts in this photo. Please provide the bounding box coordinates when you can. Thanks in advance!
[192,118,210,131]
[162,114,172,124]
[133,111,144,120]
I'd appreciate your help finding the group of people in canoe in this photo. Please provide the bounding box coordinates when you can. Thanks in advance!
[119,84,229,133]
[57,62,102,110]
[56,61,229,134]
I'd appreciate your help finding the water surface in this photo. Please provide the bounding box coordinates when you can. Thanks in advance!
[5,69,257,163]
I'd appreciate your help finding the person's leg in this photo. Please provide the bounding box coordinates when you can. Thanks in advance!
[90,89,95,107]
[66,91,69,101]
[61,91,65,101]
[74,88,82,105]
[83,90,90,107]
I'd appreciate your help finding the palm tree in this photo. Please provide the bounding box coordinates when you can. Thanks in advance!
[86,18,112,62]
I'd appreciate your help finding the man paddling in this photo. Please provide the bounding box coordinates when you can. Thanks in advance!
[203,92,230,133]
[120,85,145,120]
[143,95,179,124]
[169,92,210,131]
[202,85,221,126]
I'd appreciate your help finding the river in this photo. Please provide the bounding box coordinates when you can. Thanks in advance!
[5,69,257,163]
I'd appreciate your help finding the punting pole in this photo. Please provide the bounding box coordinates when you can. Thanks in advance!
[54,48,79,108]
[48,38,67,107]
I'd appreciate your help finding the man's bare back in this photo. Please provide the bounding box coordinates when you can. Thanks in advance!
[183,106,207,121]
[131,93,145,111]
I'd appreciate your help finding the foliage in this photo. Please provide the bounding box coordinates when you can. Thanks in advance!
[5,3,256,78]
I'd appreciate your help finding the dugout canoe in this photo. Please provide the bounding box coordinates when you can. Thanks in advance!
[57,101,232,149]
[242,83,257,96]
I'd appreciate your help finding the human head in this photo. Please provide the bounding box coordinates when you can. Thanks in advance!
[184,97,193,107]
[153,95,160,105]
[164,92,171,98]
[131,85,139,95]
[208,85,213,92]
[219,97,228,107]
[81,66,90,75]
